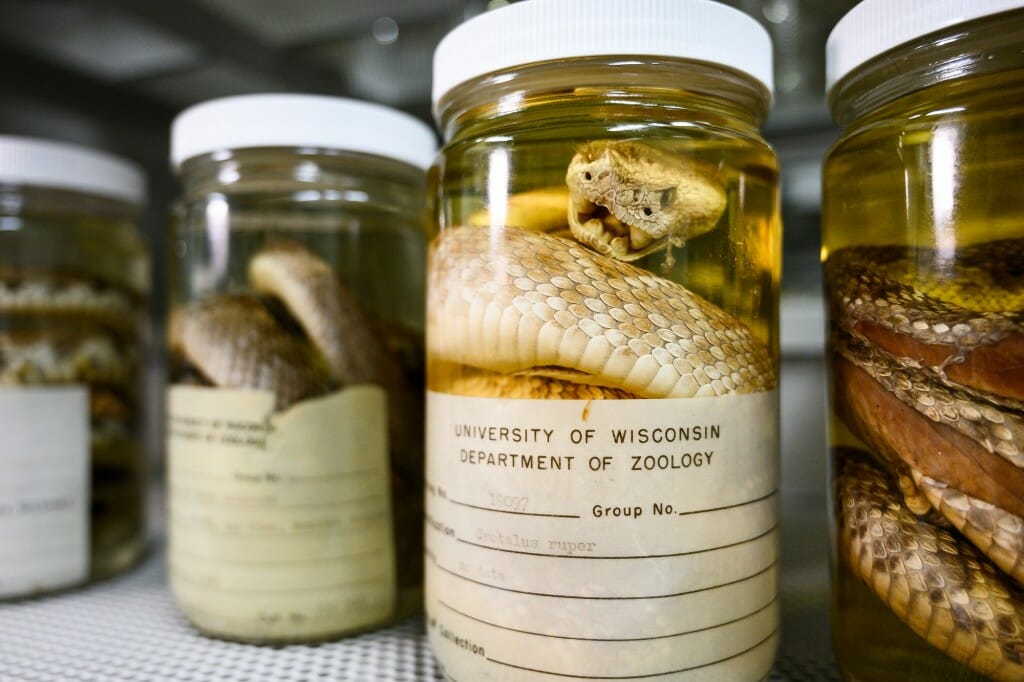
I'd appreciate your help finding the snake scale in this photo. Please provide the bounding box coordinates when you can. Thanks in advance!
[0,274,140,442]
[830,238,1024,679]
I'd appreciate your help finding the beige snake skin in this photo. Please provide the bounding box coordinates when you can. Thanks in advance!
[565,140,726,263]
[428,224,774,399]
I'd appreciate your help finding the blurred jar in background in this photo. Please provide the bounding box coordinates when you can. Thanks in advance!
[167,94,434,643]
[824,2,1024,680]
[0,136,149,598]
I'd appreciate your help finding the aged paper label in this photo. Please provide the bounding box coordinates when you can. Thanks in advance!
[168,384,396,640]
[0,387,89,598]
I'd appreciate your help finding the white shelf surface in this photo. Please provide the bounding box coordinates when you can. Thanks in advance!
[0,504,838,681]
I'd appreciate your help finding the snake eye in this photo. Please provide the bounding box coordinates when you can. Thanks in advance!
[584,172,592,180]
[660,188,676,209]
[643,207,653,216]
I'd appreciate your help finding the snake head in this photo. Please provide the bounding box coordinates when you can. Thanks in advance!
[565,140,727,262]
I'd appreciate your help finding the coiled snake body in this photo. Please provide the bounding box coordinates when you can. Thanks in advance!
[172,241,422,479]
[830,238,1024,679]
[430,139,772,400]
[428,225,774,399]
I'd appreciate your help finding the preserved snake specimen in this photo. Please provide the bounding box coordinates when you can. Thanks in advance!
[0,272,144,571]
[427,138,778,680]
[565,140,727,263]
[429,225,773,398]
[830,239,1024,680]
[173,242,411,417]
[433,138,774,400]
[171,241,424,593]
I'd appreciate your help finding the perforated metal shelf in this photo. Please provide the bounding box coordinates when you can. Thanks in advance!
[0,505,838,681]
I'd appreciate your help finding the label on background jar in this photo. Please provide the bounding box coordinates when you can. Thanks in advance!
[167,384,396,640]
[0,387,90,599]
[425,390,779,681]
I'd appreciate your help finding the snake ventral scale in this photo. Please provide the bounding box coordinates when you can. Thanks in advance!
[426,0,781,679]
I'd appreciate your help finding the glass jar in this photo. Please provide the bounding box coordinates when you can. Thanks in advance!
[168,95,435,643]
[426,1,781,679]
[0,136,148,598]
[824,3,1024,680]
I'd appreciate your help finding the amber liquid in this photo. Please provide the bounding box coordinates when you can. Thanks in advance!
[432,92,781,391]
[824,70,1024,680]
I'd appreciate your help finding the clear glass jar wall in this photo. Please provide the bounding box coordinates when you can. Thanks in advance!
[824,10,1024,681]
[169,147,427,642]
[427,55,781,679]
[0,182,148,596]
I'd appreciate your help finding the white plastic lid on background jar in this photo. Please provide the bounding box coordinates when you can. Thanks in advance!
[826,0,1024,93]
[432,0,774,109]
[170,93,437,170]
[0,135,145,205]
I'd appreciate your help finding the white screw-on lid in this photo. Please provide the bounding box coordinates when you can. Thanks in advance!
[432,0,773,109]
[0,136,145,205]
[171,94,437,171]
[827,0,1024,93]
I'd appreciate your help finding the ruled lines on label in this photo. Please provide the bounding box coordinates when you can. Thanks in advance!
[436,585,778,638]
[171,546,382,565]
[456,521,777,561]
[483,628,779,680]
[167,384,398,637]
[0,387,89,599]
[435,485,778,522]
[171,569,386,595]
[425,548,778,602]
[170,486,389,510]
[436,589,779,641]
[169,467,385,482]
[425,389,780,679]
[456,520,774,561]
[449,498,581,519]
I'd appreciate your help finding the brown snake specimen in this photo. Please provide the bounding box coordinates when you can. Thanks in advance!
[836,451,1024,681]
[173,241,423,484]
[830,239,1024,679]
[429,225,773,399]
[175,293,331,410]
[175,242,403,408]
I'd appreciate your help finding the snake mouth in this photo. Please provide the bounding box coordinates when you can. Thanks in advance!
[570,196,659,260]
